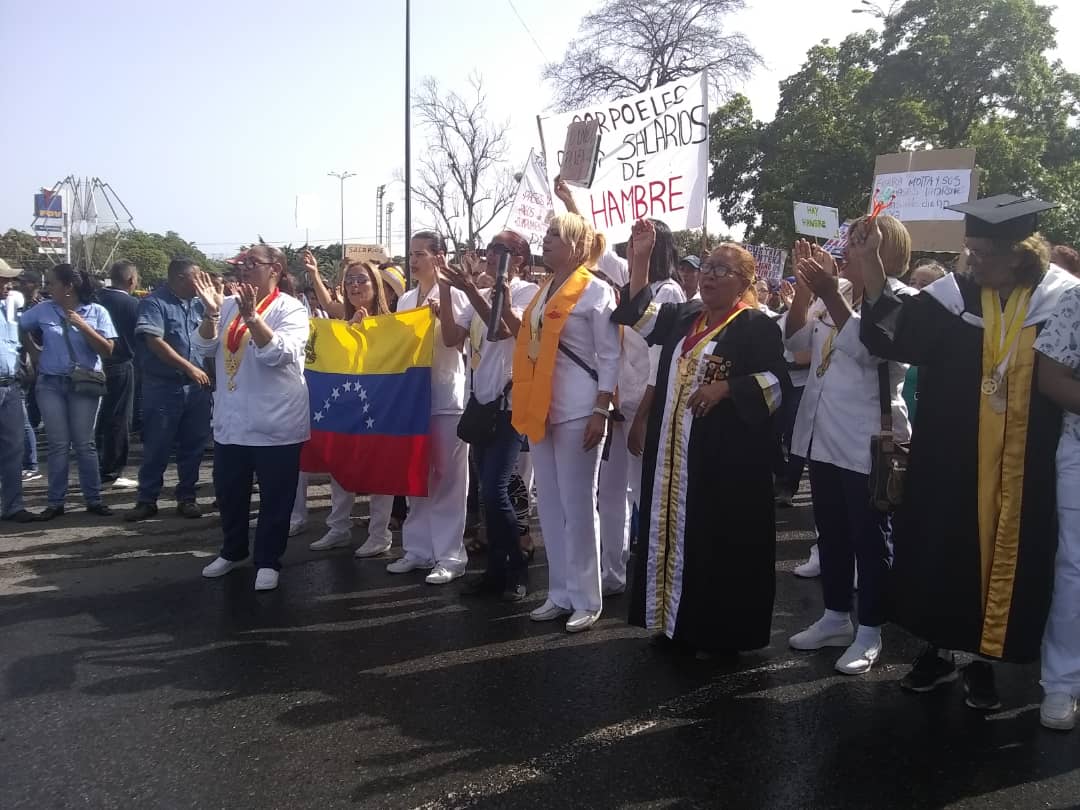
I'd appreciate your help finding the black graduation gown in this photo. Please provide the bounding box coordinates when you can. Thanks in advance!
[613,287,791,652]
[860,272,1065,663]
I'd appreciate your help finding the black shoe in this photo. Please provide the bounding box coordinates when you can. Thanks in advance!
[124,502,158,522]
[176,501,202,519]
[900,647,958,693]
[86,503,114,517]
[36,506,65,521]
[962,661,1002,710]
[462,575,503,597]
[2,509,38,524]
[501,584,527,602]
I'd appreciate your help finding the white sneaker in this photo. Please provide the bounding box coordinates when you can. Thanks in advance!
[309,529,352,551]
[111,477,138,489]
[425,564,462,585]
[835,638,882,675]
[794,544,821,578]
[566,609,601,633]
[789,616,855,650]
[1041,692,1078,731]
[530,599,572,622]
[254,568,279,591]
[354,536,392,559]
[288,520,307,538]
[386,555,434,574]
[202,557,241,578]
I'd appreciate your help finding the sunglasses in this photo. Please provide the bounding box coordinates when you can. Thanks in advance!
[343,274,372,287]
[700,263,741,279]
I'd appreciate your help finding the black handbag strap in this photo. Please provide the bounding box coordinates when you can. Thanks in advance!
[59,314,82,370]
[558,341,598,382]
[877,362,893,433]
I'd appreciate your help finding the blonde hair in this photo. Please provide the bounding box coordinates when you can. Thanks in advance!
[852,214,911,277]
[996,234,1051,286]
[709,243,759,307]
[552,213,606,269]
[340,259,389,318]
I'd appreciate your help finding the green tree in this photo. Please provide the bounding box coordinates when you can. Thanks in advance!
[708,0,1080,249]
[671,228,734,257]
[0,229,52,273]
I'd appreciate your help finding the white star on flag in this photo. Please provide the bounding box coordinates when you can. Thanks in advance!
[324,399,331,410]
[342,381,352,392]
[332,388,340,399]
[359,387,368,401]
[313,411,324,422]
[363,402,370,413]
[366,417,375,429]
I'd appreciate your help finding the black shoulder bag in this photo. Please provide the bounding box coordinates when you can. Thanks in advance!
[61,318,108,398]
[457,382,512,446]
[869,362,909,511]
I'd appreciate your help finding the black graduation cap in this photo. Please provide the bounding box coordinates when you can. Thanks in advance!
[946,194,1058,241]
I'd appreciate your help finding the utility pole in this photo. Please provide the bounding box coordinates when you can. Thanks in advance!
[375,185,386,246]
[404,0,412,285]
[328,170,355,260]
[385,202,395,257]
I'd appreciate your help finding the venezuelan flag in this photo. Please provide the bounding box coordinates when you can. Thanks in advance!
[300,307,434,496]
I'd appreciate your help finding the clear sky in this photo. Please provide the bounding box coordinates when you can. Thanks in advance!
[1,0,1077,256]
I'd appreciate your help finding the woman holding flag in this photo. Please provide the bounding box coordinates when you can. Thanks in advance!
[613,221,788,657]
[192,246,310,592]
[512,213,621,633]
[386,231,472,585]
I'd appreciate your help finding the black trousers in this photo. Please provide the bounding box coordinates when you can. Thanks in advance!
[214,441,301,571]
[96,360,134,480]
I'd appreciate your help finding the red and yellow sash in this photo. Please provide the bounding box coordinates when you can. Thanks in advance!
[511,267,592,443]
[222,289,280,391]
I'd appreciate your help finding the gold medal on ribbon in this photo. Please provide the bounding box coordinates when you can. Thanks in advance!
[980,375,1000,397]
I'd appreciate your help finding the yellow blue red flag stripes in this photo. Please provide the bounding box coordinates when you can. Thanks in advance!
[300,308,434,496]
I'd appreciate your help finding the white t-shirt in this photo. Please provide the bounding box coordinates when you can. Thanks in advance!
[455,277,539,406]
[398,283,470,415]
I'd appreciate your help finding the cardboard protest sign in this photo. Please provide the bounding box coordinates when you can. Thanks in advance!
[344,244,387,263]
[742,244,788,282]
[538,72,709,243]
[793,202,840,239]
[871,149,979,252]
[560,119,602,188]
[505,149,555,255]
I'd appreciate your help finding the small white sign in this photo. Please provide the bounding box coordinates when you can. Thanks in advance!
[793,202,840,239]
[505,149,555,254]
[871,169,973,222]
[743,244,789,281]
[295,193,321,231]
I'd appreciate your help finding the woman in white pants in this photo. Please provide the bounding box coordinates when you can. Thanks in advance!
[301,255,398,557]
[512,214,621,633]
[386,231,471,585]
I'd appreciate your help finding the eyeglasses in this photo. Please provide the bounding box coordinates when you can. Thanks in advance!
[343,275,372,287]
[700,263,740,279]
[241,257,275,271]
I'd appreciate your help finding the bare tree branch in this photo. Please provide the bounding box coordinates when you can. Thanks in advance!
[542,0,761,110]
[412,74,512,250]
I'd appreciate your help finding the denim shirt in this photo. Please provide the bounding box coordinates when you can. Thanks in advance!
[0,293,21,378]
[135,286,205,382]
[19,301,117,375]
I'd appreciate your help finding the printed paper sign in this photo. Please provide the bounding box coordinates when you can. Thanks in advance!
[505,149,555,254]
[539,72,709,243]
[793,201,840,239]
[560,119,602,188]
[295,193,321,231]
[871,169,973,222]
[742,244,788,281]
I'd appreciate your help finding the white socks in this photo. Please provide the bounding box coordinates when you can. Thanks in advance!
[821,610,852,630]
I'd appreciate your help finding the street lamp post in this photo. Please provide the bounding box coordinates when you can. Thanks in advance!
[404,0,412,285]
[385,202,395,257]
[328,170,356,260]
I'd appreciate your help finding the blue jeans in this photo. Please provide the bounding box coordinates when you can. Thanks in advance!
[36,375,103,508]
[137,379,212,504]
[0,384,26,516]
[23,400,38,472]
[475,410,526,586]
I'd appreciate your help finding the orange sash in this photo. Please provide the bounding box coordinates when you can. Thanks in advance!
[511,267,592,443]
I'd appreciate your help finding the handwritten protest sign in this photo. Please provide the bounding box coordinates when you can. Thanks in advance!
[871,149,978,252]
[793,202,840,239]
[560,119,602,188]
[344,244,387,263]
[504,149,555,254]
[538,72,709,243]
[742,244,788,282]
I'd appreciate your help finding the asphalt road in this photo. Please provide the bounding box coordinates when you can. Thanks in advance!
[1,454,1077,810]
